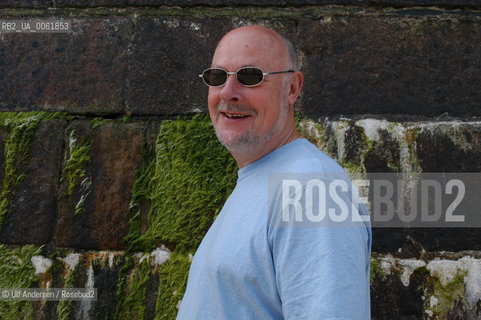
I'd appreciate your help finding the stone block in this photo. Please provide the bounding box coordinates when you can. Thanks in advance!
[126,17,297,115]
[0,17,130,114]
[0,0,49,8]
[126,0,367,5]
[125,17,230,116]
[372,228,410,253]
[0,119,66,245]
[8,0,479,6]
[371,267,425,319]
[54,0,128,6]
[0,128,6,186]
[407,228,481,252]
[373,228,481,255]
[375,0,481,7]
[54,120,159,250]
[415,123,481,172]
[363,129,400,173]
[300,14,481,117]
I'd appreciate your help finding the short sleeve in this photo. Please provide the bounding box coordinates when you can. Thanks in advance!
[268,176,371,320]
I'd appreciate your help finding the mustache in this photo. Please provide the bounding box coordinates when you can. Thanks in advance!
[216,102,256,116]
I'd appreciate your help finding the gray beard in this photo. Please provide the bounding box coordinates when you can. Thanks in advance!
[214,92,289,154]
[216,125,262,154]
[214,102,260,153]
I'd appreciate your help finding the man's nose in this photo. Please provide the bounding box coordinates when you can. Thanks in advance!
[219,74,241,103]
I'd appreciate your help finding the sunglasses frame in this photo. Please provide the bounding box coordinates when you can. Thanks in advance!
[199,67,295,87]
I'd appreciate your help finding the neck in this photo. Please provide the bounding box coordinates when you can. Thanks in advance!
[231,124,299,169]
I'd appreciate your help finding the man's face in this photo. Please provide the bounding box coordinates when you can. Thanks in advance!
[207,27,291,154]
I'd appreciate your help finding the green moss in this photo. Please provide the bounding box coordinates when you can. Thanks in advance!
[0,112,70,225]
[0,244,41,320]
[341,161,366,175]
[384,123,422,173]
[126,114,237,253]
[430,272,466,317]
[121,115,236,318]
[114,257,151,320]
[297,120,340,159]
[56,258,79,320]
[90,117,108,128]
[62,129,92,214]
[155,253,191,320]
[114,257,135,318]
[125,154,155,252]
[120,115,132,123]
[370,257,385,285]
[348,123,377,174]
[403,127,422,173]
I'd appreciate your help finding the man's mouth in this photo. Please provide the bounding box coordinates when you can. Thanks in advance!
[221,112,250,119]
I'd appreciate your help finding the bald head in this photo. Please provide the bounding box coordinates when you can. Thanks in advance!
[213,25,298,71]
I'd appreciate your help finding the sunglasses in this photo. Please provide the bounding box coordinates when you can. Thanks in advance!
[199,67,295,87]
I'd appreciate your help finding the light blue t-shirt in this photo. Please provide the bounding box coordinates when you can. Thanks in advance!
[177,138,371,320]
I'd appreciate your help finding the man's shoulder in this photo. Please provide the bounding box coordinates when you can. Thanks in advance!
[274,138,344,174]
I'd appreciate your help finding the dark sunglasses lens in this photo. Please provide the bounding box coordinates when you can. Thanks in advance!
[237,68,263,86]
[203,69,227,86]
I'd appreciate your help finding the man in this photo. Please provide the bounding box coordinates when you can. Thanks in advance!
[177,25,371,319]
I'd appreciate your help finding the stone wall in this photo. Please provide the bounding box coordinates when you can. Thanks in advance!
[1,1,481,319]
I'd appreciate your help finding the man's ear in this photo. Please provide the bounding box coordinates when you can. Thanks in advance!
[287,71,304,106]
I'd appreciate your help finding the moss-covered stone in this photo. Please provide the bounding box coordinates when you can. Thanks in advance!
[61,129,92,215]
[298,120,338,159]
[426,272,467,318]
[0,244,41,320]
[0,112,70,226]
[62,130,91,196]
[370,257,385,285]
[114,257,151,319]
[117,115,238,318]
[90,117,109,128]
[126,114,237,253]
[155,252,191,320]
[56,253,80,320]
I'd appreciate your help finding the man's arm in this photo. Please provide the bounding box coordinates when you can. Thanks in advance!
[269,178,371,320]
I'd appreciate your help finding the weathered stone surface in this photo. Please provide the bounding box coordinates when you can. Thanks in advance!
[26,248,481,320]
[415,123,481,172]
[373,255,481,319]
[410,124,481,252]
[375,0,481,7]
[126,0,367,5]
[54,0,481,6]
[408,228,481,252]
[363,129,400,172]
[0,0,49,8]
[145,271,160,319]
[373,228,481,255]
[372,228,410,253]
[341,124,366,166]
[54,120,159,250]
[125,17,229,116]
[371,267,425,319]
[90,257,121,319]
[300,119,481,254]
[0,128,6,186]
[126,17,297,115]
[300,14,481,118]
[54,0,128,6]
[0,17,130,114]
[0,119,66,245]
